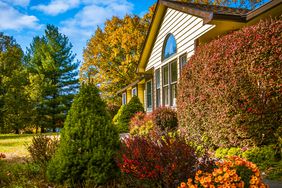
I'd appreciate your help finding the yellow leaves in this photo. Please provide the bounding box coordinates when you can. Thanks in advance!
[81,9,153,103]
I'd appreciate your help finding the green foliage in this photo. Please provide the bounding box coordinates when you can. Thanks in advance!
[178,18,282,148]
[114,96,144,133]
[0,160,42,187]
[242,145,277,170]
[215,147,242,159]
[25,25,79,130]
[107,103,120,119]
[152,107,178,131]
[46,84,119,186]
[0,32,31,133]
[27,134,60,169]
[214,145,282,180]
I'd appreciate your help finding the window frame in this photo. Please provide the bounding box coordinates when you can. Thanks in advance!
[132,87,137,97]
[146,80,153,112]
[162,33,177,61]
[162,64,169,106]
[170,60,177,107]
[122,92,126,105]
[179,53,187,73]
[162,59,178,107]
[155,69,161,108]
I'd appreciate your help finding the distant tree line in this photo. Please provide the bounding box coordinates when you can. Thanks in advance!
[0,25,79,133]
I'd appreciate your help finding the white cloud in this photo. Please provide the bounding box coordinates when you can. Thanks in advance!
[1,0,30,7]
[0,1,40,30]
[59,0,133,62]
[60,0,133,38]
[32,0,80,16]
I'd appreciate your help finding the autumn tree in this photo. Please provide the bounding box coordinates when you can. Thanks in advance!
[81,6,155,104]
[26,25,79,131]
[0,33,31,133]
[180,0,265,9]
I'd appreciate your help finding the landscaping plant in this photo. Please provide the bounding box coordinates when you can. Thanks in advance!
[46,84,119,186]
[152,107,178,132]
[129,112,156,137]
[27,134,60,169]
[113,96,144,133]
[179,156,268,188]
[117,135,200,187]
[178,18,282,148]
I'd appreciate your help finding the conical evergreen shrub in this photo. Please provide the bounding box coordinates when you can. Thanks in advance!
[114,96,144,133]
[47,83,119,186]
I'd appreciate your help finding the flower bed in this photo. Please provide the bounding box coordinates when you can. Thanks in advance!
[179,156,268,188]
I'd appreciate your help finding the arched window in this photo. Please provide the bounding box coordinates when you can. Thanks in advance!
[162,34,177,60]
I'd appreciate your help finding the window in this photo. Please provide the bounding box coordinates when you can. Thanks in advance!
[170,61,177,106]
[162,60,178,107]
[179,53,187,72]
[162,65,169,106]
[146,80,152,110]
[132,87,137,96]
[122,92,126,105]
[155,69,161,107]
[163,34,177,60]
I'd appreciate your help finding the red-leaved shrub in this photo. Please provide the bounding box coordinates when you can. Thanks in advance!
[177,18,282,148]
[152,107,178,131]
[117,135,200,187]
[129,112,156,137]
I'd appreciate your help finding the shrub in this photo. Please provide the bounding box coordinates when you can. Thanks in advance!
[47,84,119,186]
[179,156,268,188]
[215,147,243,159]
[178,18,282,148]
[114,96,144,133]
[152,107,178,131]
[129,112,156,137]
[242,145,277,170]
[27,134,59,168]
[116,135,199,187]
[107,103,120,119]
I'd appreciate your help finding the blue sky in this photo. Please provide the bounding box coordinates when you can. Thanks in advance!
[0,0,156,62]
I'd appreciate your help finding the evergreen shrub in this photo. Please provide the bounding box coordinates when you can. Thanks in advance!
[177,18,282,148]
[46,84,119,186]
[113,96,144,133]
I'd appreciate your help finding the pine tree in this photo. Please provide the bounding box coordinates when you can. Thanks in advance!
[47,83,119,186]
[0,32,31,133]
[26,25,79,131]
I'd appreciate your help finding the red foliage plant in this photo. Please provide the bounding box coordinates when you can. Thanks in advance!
[116,136,199,187]
[152,107,178,131]
[177,18,282,148]
[129,111,152,129]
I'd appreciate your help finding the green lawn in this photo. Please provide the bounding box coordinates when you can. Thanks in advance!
[0,133,57,159]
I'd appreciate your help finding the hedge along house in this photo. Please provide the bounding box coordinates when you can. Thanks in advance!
[117,0,282,112]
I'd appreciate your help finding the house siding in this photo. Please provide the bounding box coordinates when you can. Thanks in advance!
[145,8,215,71]
[145,8,215,109]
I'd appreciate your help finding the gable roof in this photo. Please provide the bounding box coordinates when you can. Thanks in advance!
[137,0,282,73]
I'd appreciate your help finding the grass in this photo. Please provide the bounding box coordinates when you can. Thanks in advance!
[0,133,61,188]
[0,133,57,159]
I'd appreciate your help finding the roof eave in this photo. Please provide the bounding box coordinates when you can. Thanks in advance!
[246,0,282,21]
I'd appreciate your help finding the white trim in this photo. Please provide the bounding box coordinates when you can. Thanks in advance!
[122,92,127,105]
[132,87,137,97]
[146,80,153,112]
